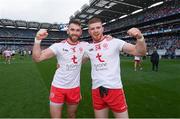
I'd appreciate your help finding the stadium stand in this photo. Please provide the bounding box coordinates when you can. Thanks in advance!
[0,23,67,54]
[0,0,179,58]
[75,0,179,58]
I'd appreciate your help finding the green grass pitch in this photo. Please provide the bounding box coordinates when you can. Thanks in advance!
[0,55,180,118]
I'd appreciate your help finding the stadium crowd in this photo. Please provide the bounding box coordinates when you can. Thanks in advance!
[0,0,179,59]
[104,0,180,31]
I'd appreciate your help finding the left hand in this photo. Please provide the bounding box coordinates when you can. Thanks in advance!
[127,28,143,39]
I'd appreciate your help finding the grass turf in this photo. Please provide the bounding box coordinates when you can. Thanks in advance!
[0,55,180,118]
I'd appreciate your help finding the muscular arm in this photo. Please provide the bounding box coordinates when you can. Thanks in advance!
[122,28,147,56]
[32,29,55,62]
[32,43,55,62]
[123,39,146,56]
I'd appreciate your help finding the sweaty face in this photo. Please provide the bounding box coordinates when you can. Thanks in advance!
[67,24,82,42]
[88,22,104,42]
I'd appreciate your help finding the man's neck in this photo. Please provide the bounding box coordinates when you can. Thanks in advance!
[93,35,105,43]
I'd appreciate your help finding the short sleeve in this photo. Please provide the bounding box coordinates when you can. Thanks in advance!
[115,38,126,51]
[49,43,59,55]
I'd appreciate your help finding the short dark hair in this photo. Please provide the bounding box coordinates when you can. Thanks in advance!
[88,17,102,25]
[68,19,81,26]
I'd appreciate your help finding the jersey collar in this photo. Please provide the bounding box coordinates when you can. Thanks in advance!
[93,35,106,44]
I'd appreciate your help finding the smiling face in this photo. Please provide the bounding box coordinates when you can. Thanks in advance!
[88,22,104,42]
[67,23,82,43]
[88,18,104,42]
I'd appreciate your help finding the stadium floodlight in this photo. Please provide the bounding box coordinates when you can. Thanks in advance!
[109,19,116,23]
[83,27,88,30]
[102,22,106,25]
[29,28,38,30]
[80,20,85,22]
[148,1,164,9]
[5,26,15,28]
[105,2,117,9]
[17,27,27,29]
[94,10,103,15]
[119,15,128,19]
[131,9,143,15]
[88,15,93,19]
[81,23,87,27]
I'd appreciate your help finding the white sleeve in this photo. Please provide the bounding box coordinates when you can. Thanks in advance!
[83,42,90,58]
[114,38,126,51]
[49,43,59,55]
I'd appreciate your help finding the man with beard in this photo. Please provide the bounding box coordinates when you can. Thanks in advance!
[32,19,88,118]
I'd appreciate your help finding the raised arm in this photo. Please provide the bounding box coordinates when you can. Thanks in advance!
[122,28,147,56]
[32,29,55,62]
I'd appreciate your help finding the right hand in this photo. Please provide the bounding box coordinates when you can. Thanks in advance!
[127,28,143,40]
[36,29,48,40]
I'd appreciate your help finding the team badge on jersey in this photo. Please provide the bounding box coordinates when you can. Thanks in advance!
[95,44,101,51]
[71,47,76,53]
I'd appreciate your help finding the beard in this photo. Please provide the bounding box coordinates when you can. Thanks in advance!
[68,34,80,42]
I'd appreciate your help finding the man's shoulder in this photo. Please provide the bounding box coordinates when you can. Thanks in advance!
[79,41,89,46]
[50,41,65,50]
[54,40,67,45]
[111,38,122,42]
[80,41,89,44]
[109,38,126,44]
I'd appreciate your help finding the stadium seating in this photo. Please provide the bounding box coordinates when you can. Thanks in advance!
[0,0,179,57]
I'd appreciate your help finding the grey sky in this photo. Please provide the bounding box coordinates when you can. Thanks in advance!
[0,0,89,24]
